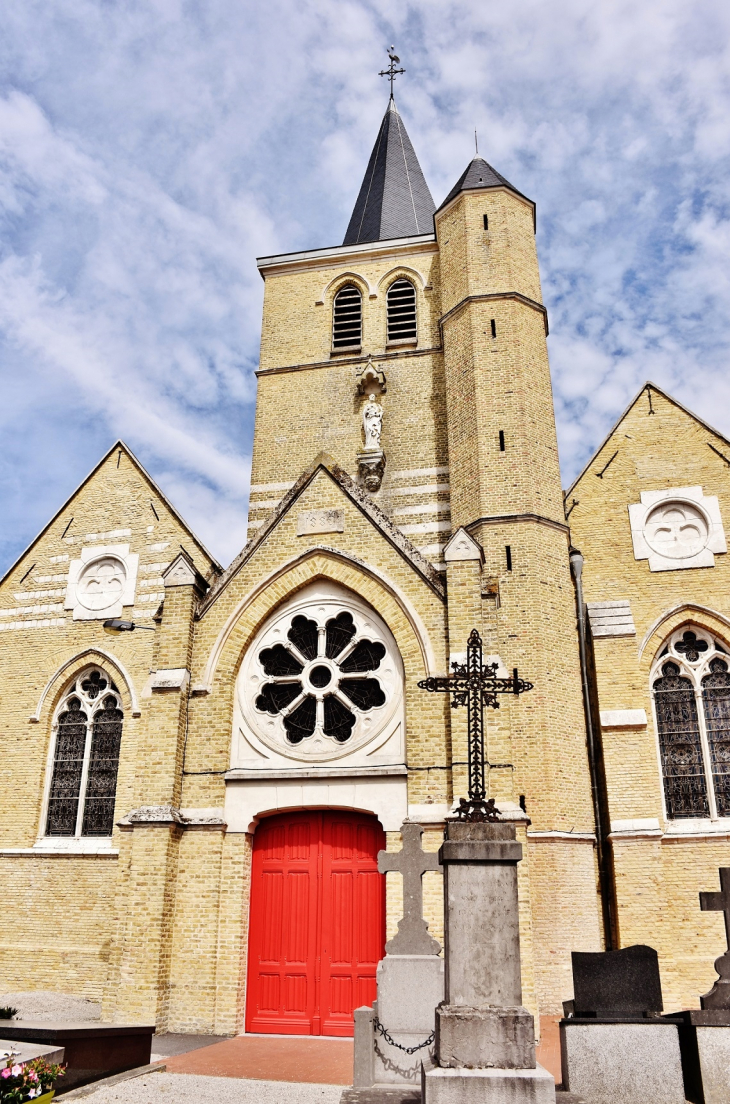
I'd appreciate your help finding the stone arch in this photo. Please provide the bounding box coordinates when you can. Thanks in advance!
[199,547,439,695]
[316,271,375,306]
[638,603,730,662]
[376,264,427,293]
[31,647,140,725]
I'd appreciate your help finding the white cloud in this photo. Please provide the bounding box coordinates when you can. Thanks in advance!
[1,0,730,570]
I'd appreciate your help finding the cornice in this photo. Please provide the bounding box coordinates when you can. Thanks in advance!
[256,345,443,378]
[439,292,548,336]
[257,234,438,279]
[467,512,569,536]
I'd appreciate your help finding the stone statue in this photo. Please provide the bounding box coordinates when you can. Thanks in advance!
[362,394,383,451]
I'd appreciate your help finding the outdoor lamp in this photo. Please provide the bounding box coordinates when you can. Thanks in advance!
[103,619,155,635]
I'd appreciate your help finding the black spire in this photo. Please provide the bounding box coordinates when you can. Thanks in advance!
[438,155,531,211]
[343,98,436,246]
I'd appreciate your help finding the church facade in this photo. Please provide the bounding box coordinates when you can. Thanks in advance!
[1,92,728,1034]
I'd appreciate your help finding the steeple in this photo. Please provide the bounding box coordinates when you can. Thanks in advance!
[438,155,532,212]
[343,97,436,246]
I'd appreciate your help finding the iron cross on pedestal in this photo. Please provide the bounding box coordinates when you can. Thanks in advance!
[418,628,534,822]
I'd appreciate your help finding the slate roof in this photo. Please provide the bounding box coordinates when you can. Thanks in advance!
[438,155,532,212]
[343,97,436,246]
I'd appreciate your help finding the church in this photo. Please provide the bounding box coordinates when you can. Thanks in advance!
[1,82,729,1037]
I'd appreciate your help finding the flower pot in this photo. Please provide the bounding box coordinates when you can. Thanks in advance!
[30,1092,54,1104]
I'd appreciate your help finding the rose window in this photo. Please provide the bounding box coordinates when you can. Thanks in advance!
[645,501,709,561]
[237,583,403,763]
[77,556,127,612]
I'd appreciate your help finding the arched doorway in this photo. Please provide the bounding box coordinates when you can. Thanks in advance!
[245,810,386,1036]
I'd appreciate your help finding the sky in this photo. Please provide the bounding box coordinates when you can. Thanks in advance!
[1,0,730,573]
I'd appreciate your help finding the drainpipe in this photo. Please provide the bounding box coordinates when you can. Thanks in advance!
[569,546,617,950]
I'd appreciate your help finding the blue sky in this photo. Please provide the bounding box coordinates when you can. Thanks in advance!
[1,0,730,573]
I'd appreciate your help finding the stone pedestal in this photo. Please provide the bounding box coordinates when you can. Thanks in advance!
[559,1020,685,1104]
[423,822,555,1104]
[676,1010,730,1104]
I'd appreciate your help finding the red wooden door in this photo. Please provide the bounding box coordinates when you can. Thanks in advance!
[246,810,385,1036]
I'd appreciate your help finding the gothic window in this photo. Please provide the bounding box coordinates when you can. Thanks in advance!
[46,668,124,838]
[652,627,730,819]
[332,285,362,349]
[386,278,417,342]
[236,581,403,764]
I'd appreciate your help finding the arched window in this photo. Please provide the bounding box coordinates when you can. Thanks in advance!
[46,668,124,837]
[652,627,730,819]
[386,278,417,342]
[332,284,362,350]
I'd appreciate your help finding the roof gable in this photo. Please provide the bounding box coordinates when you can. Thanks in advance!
[0,440,221,588]
[200,453,446,613]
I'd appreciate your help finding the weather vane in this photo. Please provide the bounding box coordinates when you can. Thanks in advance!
[379,46,405,96]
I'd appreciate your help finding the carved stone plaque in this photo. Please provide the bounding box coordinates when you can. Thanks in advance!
[297,508,345,536]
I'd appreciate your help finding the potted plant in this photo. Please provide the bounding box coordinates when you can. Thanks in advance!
[0,1055,65,1103]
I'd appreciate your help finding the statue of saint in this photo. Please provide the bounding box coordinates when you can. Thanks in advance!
[362,394,383,451]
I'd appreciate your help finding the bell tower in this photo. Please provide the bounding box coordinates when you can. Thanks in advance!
[437,157,603,999]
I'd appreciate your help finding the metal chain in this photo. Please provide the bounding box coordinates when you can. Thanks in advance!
[373,1017,435,1054]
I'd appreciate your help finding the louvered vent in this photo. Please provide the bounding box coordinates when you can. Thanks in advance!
[332,285,362,349]
[387,279,417,342]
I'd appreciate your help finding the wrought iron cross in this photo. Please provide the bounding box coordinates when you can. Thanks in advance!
[379,47,405,95]
[699,867,730,1009]
[701,868,730,951]
[418,629,533,822]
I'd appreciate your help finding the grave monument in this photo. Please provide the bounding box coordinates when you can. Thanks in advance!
[675,867,730,1104]
[559,946,685,1104]
[344,820,444,1104]
[419,630,554,1103]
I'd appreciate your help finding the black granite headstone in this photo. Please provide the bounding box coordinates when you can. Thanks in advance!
[570,944,663,1019]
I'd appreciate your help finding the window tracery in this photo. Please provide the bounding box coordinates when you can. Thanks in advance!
[652,626,730,819]
[236,582,403,764]
[46,668,124,838]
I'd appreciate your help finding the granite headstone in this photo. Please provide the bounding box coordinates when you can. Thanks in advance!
[569,945,663,1020]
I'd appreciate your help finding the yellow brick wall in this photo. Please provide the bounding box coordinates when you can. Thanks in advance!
[571,387,730,1009]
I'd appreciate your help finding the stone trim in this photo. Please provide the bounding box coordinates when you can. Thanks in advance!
[587,599,636,638]
[466,512,569,536]
[600,709,647,728]
[439,292,549,336]
[225,765,408,781]
[150,668,190,691]
[256,233,437,278]
[29,647,141,721]
[117,805,226,831]
[526,830,596,842]
[638,602,730,659]
[200,454,446,612]
[0,848,119,858]
[256,345,442,378]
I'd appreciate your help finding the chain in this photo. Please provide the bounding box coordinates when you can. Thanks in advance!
[373,1017,435,1054]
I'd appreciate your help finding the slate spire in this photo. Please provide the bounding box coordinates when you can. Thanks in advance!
[343,97,436,246]
[438,155,531,211]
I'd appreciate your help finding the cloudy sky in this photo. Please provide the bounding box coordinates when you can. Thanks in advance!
[1,0,729,573]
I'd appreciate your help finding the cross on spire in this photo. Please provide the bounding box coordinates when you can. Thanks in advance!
[378,821,441,955]
[418,629,533,822]
[379,47,405,97]
[699,867,730,1010]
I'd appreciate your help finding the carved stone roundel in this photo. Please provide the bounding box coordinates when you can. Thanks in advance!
[238,582,403,763]
[77,556,127,612]
[644,501,709,561]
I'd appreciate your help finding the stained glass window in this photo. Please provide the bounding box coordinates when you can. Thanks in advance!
[652,627,730,820]
[46,669,124,838]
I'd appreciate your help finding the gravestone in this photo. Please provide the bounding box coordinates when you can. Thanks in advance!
[560,947,685,1104]
[343,821,444,1104]
[422,820,555,1104]
[675,867,730,1104]
[568,944,663,1019]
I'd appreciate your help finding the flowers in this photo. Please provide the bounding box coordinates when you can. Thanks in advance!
[0,1056,64,1103]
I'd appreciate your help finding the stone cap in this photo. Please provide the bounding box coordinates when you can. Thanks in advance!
[441,839,522,864]
[0,1023,155,1041]
[673,1009,730,1026]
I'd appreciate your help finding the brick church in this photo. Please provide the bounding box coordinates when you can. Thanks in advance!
[1,86,729,1035]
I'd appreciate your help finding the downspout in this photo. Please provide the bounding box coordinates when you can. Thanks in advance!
[569,546,617,950]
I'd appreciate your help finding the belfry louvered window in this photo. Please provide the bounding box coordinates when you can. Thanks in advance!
[652,627,730,819]
[45,668,124,837]
[332,285,362,349]
[387,278,417,342]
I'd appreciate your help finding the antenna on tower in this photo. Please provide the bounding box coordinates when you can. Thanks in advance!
[475,129,479,156]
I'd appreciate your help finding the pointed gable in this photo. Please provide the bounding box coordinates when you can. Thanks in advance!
[343,98,436,246]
